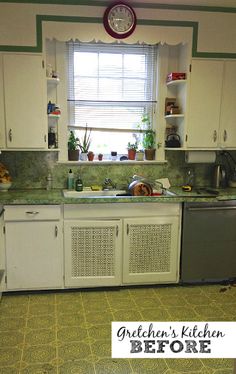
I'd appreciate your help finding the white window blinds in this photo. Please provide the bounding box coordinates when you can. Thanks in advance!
[67,42,158,134]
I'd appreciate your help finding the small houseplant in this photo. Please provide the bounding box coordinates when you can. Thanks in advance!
[87,151,94,161]
[127,141,138,160]
[77,124,92,161]
[68,131,79,161]
[141,114,156,160]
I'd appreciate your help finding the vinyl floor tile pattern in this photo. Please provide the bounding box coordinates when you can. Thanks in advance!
[0,284,235,373]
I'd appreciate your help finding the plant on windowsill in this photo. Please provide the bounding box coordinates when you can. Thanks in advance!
[68,131,80,161]
[141,114,156,160]
[77,124,92,161]
[127,141,138,160]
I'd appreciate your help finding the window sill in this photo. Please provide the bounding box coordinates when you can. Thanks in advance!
[57,160,167,165]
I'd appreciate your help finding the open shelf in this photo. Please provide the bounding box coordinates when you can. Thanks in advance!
[47,77,60,85]
[166,79,186,86]
[165,114,184,119]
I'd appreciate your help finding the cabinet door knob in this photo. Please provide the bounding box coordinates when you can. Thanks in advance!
[223,130,227,142]
[25,211,39,215]
[8,129,12,142]
[213,130,217,142]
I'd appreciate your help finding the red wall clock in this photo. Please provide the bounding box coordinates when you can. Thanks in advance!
[103,2,137,39]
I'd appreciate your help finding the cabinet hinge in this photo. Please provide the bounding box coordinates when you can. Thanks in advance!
[5,275,7,283]
[185,134,188,142]
[42,60,45,69]
[189,64,192,72]
[44,134,47,143]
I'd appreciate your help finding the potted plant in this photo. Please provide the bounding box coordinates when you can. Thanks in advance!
[68,131,80,161]
[87,151,94,161]
[136,149,145,161]
[141,114,156,160]
[127,141,138,160]
[77,124,92,161]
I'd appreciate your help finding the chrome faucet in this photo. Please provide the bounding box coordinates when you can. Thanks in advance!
[102,178,116,190]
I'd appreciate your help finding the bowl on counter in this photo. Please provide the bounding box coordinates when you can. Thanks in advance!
[0,182,12,192]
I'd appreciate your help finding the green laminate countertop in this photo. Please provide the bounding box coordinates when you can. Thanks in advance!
[0,187,236,205]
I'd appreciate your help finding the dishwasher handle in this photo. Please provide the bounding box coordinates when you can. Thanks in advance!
[187,206,236,212]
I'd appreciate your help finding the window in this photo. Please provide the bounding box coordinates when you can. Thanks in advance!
[67,41,157,156]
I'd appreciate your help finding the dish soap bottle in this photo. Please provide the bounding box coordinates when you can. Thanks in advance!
[67,169,74,190]
[76,176,83,191]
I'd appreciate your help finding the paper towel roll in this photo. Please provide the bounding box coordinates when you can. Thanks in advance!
[185,151,216,164]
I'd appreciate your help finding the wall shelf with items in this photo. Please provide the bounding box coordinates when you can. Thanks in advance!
[47,76,60,150]
[158,44,190,151]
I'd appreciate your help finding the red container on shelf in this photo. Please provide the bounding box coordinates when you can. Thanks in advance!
[166,72,186,82]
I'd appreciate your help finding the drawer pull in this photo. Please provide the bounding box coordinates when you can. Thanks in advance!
[8,129,13,142]
[213,130,217,142]
[25,211,39,215]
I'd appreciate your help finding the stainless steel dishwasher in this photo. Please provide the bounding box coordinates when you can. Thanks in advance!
[181,201,236,283]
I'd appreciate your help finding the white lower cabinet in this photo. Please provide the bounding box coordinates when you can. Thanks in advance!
[64,203,181,288]
[123,217,180,284]
[4,205,63,291]
[64,220,122,287]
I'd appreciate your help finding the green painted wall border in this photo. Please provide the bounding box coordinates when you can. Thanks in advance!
[0,0,236,14]
[0,14,236,59]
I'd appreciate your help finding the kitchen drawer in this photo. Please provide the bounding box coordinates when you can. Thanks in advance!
[4,205,61,221]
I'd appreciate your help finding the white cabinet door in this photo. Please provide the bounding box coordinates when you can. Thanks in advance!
[187,59,223,148]
[219,60,236,148]
[64,220,122,288]
[0,207,5,296]
[0,55,5,148]
[6,221,63,290]
[123,216,180,284]
[3,54,47,149]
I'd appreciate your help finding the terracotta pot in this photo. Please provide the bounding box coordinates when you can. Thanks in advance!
[144,148,156,161]
[68,149,79,161]
[98,154,103,161]
[87,152,94,161]
[128,149,136,160]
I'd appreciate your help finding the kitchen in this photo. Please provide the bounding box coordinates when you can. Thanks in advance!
[0,0,236,373]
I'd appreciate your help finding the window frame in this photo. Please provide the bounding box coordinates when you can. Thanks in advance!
[66,41,158,158]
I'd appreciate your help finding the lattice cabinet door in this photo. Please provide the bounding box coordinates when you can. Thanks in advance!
[123,216,180,284]
[64,220,122,287]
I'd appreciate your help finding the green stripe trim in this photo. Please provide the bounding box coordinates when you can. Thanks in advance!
[0,0,236,14]
[0,14,236,58]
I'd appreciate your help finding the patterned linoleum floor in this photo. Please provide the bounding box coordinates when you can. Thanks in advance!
[0,284,235,374]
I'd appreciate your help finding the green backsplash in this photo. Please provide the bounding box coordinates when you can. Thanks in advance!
[0,151,215,189]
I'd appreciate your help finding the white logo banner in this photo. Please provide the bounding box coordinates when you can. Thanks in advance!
[112,322,236,358]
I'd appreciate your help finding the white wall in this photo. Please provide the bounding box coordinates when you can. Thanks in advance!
[0,2,235,55]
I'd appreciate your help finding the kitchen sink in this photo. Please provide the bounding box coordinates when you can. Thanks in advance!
[63,189,177,198]
[63,189,127,198]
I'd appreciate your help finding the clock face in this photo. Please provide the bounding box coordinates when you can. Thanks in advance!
[103,3,137,39]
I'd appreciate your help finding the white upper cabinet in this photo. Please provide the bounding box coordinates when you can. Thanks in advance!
[187,59,236,149]
[0,55,5,148]
[219,60,236,148]
[186,59,223,148]
[3,54,47,149]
